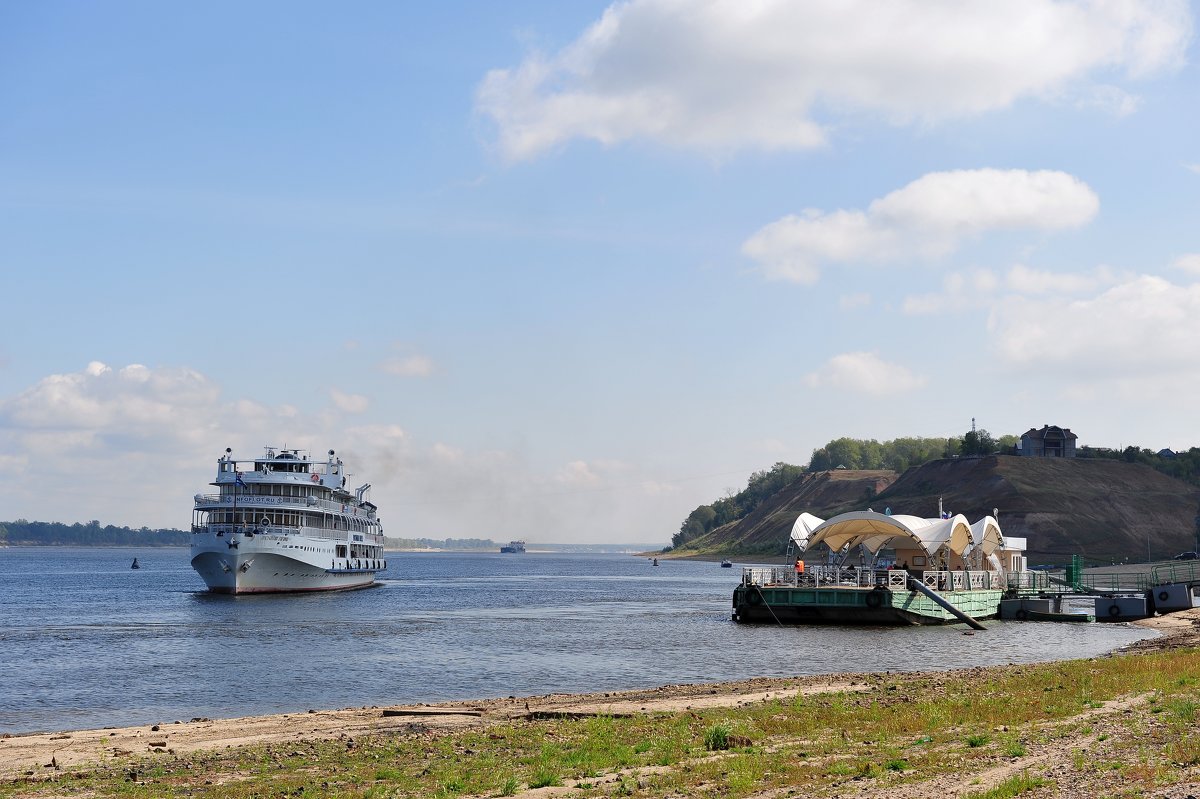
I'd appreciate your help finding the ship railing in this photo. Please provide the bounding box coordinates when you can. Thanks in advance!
[193,493,377,519]
[194,523,384,545]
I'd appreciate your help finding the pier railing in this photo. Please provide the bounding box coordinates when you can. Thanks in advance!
[741,566,1031,591]
[739,563,1003,587]
[1151,561,1199,587]
[1075,573,1150,592]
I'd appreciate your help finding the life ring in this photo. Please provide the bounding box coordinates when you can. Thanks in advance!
[865,590,883,609]
[311,473,320,483]
[1158,590,1170,602]
[1108,604,1122,618]
[1014,609,1029,621]
[260,517,271,528]
[746,589,762,606]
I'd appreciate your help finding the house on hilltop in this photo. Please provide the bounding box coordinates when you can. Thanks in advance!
[1018,425,1078,458]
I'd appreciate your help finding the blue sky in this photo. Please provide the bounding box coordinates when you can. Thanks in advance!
[2,1,1198,543]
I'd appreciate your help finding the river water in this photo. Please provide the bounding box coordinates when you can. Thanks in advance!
[0,547,1154,734]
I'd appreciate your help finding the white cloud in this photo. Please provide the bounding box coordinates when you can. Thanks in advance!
[0,363,375,528]
[1004,263,1122,294]
[557,459,602,486]
[4,361,218,431]
[903,269,999,315]
[745,169,1099,283]
[1075,84,1142,116]
[804,352,926,395]
[379,354,434,378]
[989,276,1200,383]
[1186,163,1200,175]
[1171,253,1200,275]
[330,389,369,414]
[904,264,1123,315]
[0,364,679,543]
[478,0,1191,160]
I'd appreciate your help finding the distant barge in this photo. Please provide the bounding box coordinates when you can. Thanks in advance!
[500,540,526,553]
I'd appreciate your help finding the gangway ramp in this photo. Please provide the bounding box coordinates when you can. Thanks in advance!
[906,577,987,630]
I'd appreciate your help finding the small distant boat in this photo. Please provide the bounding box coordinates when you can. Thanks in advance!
[500,541,526,553]
[720,559,733,568]
[130,558,140,569]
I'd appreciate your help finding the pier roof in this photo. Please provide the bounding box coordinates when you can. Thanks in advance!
[968,516,1004,556]
[789,512,825,549]
[805,510,981,558]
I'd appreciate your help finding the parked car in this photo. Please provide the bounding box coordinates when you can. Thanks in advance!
[1172,551,1198,561]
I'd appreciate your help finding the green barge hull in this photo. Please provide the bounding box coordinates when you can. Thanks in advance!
[732,583,1004,626]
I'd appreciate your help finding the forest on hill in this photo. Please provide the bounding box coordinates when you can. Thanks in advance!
[670,427,1200,555]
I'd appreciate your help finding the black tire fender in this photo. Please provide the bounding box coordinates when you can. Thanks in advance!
[1109,604,1122,618]
[1158,590,1170,602]
[865,590,883,609]
[1014,609,1029,621]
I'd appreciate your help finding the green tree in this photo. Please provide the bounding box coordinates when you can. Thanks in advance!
[670,462,807,549]
[961,428,997,456]
[673,505,716,548]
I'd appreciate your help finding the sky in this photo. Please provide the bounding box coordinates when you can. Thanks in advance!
[2,1,1199,544]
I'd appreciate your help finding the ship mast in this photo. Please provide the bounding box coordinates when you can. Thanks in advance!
[226,447,238,532]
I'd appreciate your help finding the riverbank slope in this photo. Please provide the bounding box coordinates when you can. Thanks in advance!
[2,610,1198,797]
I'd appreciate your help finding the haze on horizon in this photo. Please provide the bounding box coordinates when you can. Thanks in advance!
[1,1,1198,544]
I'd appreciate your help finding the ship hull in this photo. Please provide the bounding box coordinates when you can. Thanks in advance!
[190,532,383,594]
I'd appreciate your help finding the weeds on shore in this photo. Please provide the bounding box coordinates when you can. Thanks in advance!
[2,647,1198,798]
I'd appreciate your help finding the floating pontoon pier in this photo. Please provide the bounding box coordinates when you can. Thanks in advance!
[732,510,1200,627]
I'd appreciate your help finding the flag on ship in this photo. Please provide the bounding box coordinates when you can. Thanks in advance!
[235,471,247,489]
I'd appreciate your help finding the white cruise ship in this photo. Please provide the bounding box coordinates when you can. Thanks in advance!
[190,447,385,594]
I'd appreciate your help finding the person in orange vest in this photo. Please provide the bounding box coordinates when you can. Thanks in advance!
[794,557,805,576]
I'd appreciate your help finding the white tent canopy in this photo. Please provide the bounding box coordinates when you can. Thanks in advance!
[789,512,825,550]
[804,510,981,560]
[968,516,1004,557]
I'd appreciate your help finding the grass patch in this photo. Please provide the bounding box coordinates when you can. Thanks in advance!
[961,771,1049,798]
[703,723,732,751]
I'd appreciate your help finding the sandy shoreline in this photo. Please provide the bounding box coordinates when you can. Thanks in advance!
[3,609,1197,781]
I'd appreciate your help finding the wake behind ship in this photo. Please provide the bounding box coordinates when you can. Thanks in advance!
[190,447,385,594]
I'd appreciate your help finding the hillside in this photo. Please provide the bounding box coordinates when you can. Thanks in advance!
[671,469,897,558]
[669,456,1200,563]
